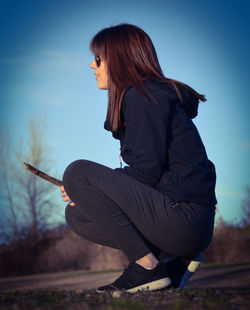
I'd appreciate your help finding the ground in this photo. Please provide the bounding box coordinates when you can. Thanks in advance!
[0,263,249,309]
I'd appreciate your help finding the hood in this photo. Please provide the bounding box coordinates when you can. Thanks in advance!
[145,79,200,119]
[180,87,199,119]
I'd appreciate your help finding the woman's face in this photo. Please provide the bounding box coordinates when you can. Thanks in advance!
[90,56,108,90]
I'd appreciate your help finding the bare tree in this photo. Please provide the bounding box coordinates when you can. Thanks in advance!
[0,131,19,239]
[17,118,59,238]
[0,118,60,242]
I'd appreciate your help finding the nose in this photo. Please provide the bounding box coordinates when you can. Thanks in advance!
[90,59,96,69]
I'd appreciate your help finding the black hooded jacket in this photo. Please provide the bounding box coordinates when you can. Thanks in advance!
[104,80,217,206]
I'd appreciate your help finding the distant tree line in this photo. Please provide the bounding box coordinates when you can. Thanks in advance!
[204,187,250,264]
[0,206,249,277]
[0,186,249,277]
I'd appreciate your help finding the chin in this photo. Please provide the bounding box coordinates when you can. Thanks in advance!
[98,84,108,90]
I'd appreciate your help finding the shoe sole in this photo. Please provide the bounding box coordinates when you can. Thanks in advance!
[178,253,203,289]
[127,277,172,293]
[96,277,172,294]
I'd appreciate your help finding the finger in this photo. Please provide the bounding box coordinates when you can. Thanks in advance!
[60,186,65,192]
[61,192,67,197]
[63,197,71,202]
[70,202,75,206]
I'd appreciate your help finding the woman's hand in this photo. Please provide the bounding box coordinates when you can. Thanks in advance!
[60,186,75,206]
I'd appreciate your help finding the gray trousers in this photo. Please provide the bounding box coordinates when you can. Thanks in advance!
[63,160,215,263]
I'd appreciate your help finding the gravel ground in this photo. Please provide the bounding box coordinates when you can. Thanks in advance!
[0,263,250,310]
[0,287,250,310]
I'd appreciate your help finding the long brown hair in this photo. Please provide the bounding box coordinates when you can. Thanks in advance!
[90,24,206,132]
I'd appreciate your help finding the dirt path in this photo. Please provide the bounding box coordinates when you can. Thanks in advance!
[0,263,249,292]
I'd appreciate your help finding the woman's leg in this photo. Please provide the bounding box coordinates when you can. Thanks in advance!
[64,186,152,263]
[65,203,120,249]
[63,159,215,261]
[66,202,161,269]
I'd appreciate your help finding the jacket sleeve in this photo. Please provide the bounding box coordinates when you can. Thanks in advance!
[116,87,172,186]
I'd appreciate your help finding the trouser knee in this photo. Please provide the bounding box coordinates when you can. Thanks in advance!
[63,159,89,195]
[63,160,82,183]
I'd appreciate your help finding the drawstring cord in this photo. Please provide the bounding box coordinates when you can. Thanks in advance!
[119,122,126,168]
[119,148,122,168]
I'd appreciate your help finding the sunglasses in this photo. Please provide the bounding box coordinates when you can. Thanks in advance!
[95,56,101,67]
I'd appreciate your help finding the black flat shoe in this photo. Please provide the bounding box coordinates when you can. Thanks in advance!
[96,262,172,293]
[166,253,203,289]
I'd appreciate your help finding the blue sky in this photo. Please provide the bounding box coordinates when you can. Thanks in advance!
[0,0,249,224]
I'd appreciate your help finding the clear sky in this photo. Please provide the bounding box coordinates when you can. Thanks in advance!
[0,0,249,224]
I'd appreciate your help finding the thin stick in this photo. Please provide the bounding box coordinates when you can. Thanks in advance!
[23,162,63,187]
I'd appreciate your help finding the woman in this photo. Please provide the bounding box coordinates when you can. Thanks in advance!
[60,24,216,293]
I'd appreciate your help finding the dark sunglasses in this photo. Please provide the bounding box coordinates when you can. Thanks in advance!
[95,56,101,67]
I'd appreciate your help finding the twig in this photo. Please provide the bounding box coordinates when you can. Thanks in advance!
[23,162,63,187]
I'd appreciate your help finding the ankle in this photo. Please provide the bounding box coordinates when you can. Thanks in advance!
[136,253,159,269]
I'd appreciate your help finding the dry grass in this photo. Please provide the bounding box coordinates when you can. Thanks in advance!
[1,287,250,310]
